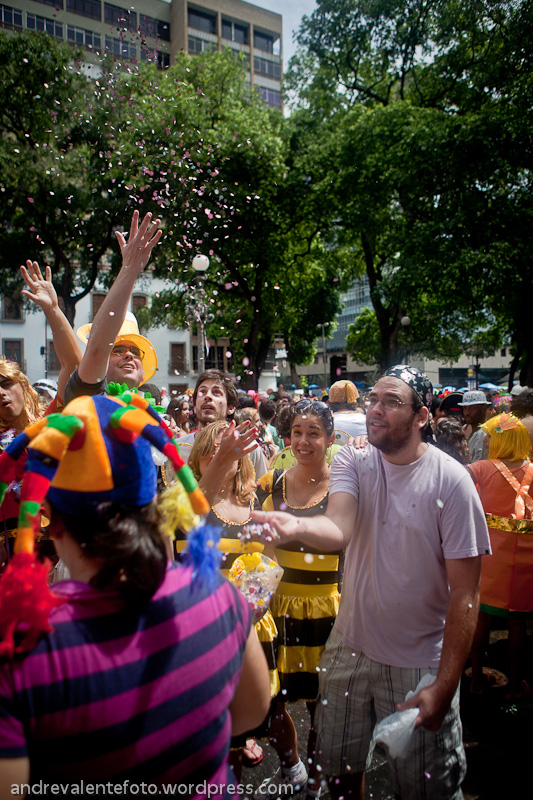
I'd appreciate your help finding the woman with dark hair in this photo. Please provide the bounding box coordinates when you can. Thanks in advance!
[166,395,191,436]
[434,417,470,465]
[255,400,340,799]
[0,392,270,789]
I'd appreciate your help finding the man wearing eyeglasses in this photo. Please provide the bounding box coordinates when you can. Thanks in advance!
[64,210,162,405]
[254,365,491,800]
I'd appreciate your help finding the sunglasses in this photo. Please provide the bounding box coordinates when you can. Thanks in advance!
[111,345,145,360]
[293,400,330,413]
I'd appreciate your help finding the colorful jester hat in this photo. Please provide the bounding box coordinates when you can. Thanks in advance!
[0,386,211,658]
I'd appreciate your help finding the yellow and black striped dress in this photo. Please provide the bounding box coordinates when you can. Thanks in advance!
[263,469,341,703]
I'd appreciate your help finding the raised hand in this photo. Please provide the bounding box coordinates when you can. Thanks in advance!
[20,261,58,314]
[114,210,162,277]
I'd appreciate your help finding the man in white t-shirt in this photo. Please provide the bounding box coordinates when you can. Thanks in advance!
[254,365,490,800]
[327,379,367,439]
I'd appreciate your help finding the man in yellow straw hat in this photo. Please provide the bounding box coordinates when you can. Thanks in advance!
[64,210,162,404]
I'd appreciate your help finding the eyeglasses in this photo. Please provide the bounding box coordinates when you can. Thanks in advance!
[111,345,145,360]
[294,399,329,413]
[365,395,411,412]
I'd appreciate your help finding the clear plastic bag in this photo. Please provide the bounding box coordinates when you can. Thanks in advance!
[368,673,436,761]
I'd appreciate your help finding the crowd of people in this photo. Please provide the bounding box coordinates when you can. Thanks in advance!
[0,211,531,800]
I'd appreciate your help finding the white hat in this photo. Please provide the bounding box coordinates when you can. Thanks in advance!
[458,390,490,406]
[510,384,526,396]
[33,378,58,401]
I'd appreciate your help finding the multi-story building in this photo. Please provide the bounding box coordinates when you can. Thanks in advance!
[0,0,282,106]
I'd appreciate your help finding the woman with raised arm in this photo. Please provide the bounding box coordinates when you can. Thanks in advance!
[161,418,278,773]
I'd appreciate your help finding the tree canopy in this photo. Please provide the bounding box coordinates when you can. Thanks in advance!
[287,0,533,385]
[0,34,345,388]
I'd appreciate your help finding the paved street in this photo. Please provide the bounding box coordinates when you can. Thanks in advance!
[242,622,532,799]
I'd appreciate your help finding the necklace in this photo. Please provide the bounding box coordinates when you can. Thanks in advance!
[212,495,255,526]
[283,467,329,509]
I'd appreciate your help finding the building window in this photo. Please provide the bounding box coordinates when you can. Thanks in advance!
[66,0,101,22]
[47,340,61,372]
[194,344,225,372]
[221,18,248,45]
[254,30,275,54]
[105,35,137,60]
[187,7,216,35]
[0,3,23,26]
[26,12,63,37]
[188,35,216,55]
[139,14,170,42]
[67,25,100,48]
[91,292,106,321]
[500,347,507,357]
[254,56,281,79]
[2,339,23,367]
[104,3,136,31]
[1,296,23,321]
[131,294,147,323]
[257,86,282,108]
[34,0,62,7]
[141,47,170,68]
[170,343,187,374]
[132,294,147,312]
[157,51,170,69]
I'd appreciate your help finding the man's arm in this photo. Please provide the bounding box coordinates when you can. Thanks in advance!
[398,555,481,730]
[20,261,83,401]
[78,210,161,384]
[251,490,356,551]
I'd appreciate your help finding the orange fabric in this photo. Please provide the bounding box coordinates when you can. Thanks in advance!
[468,460,533,613]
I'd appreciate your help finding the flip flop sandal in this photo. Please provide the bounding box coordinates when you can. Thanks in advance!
[242,738,263,766]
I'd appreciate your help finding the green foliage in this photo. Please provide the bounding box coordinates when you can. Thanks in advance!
[288,0,533,380]
[0,35,346,387]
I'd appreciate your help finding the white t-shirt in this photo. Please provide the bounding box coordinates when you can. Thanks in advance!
[330,443,491,668]
[333,411,367,438]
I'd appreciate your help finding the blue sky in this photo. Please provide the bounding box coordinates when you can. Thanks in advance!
[254,0,318,68]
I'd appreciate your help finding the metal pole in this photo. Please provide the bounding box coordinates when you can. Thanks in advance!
[196,273,206,375]
[198,317,205,375]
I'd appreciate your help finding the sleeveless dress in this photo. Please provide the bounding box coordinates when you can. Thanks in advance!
[469,459,533,616]
[262,468,341,702]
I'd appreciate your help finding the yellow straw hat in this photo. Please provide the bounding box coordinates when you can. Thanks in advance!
[77,311,158,385]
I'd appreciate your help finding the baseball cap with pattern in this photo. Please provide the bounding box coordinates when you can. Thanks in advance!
[458,390,490,406]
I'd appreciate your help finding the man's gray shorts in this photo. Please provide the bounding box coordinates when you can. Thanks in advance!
[315,628,466,800]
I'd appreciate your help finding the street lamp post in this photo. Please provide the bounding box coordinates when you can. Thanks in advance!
[185,255,213,375]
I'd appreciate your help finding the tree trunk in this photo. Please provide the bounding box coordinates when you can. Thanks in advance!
[290,363,300,389]
[519,347,533,389]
